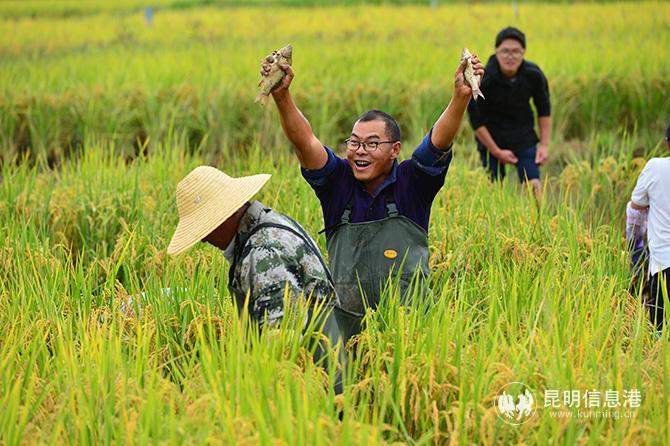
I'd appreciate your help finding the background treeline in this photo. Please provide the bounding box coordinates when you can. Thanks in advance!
[2,76,667,167]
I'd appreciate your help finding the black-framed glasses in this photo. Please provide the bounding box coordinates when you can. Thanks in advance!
[497,48,524,57]
[345,138,397,153]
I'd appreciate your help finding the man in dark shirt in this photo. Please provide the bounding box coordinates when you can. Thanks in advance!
[260,52,484,341]
[300,121,450,239]
[467,27,551,201]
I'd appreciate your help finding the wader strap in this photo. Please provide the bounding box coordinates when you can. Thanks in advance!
[340,192,354,224]
[317,193,353,234]
[340,207,352,224]
[385,196,399,217]
[338,192,399,225]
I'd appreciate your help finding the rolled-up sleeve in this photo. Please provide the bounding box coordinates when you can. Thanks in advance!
[411,128,452,176]
[299,145,351,231]
[402,129,451,205]
[467,97,487,130]
[532,70,551,117]
[631,160,654,207]
[300,146,339,187]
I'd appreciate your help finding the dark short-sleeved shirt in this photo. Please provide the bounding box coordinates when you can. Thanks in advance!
[467,55,551,151]
[301,129,451,238]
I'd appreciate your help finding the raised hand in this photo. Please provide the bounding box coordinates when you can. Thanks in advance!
[260,61,294,95]
[454,52,484,100]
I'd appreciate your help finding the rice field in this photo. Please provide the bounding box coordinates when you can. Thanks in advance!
[1,1,669,445]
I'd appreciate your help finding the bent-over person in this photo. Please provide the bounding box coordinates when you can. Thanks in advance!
[167,166,345,390]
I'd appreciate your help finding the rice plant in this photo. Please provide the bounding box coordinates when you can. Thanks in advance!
[1,1,668,444]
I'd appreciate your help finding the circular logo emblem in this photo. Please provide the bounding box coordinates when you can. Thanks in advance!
[383,249,398,259]
[495,382,537,425]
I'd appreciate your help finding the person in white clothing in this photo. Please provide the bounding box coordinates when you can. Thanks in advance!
[627,122,670,331]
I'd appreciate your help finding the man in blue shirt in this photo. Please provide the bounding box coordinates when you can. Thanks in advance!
[261,53,484,341]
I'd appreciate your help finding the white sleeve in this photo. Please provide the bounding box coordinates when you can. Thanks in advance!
[631,160,654,207]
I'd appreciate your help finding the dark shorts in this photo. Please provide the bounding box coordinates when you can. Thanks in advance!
[647,267,669,331]
[477,142,541,182]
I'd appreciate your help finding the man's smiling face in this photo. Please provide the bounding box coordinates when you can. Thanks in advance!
[346,119,400,194]
[495,38,525,77]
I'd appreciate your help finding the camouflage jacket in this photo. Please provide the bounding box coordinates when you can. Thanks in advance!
[228,201,337,329]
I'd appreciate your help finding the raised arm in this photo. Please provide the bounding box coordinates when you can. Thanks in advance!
[430,54,485,150]
[261,63,328,170]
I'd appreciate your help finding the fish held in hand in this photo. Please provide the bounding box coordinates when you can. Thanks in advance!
[461,47,484,101]
[256,44,293,105]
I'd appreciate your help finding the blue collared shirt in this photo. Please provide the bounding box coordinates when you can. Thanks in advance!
[301,129,452,237]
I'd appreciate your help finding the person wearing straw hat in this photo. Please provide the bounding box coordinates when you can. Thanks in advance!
[167,166,345,385]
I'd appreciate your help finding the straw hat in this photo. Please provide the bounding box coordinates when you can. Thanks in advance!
[167,166,271,255]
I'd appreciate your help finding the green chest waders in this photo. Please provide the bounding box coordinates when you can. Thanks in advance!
[327,199,430,344]
[228,217,346,394]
